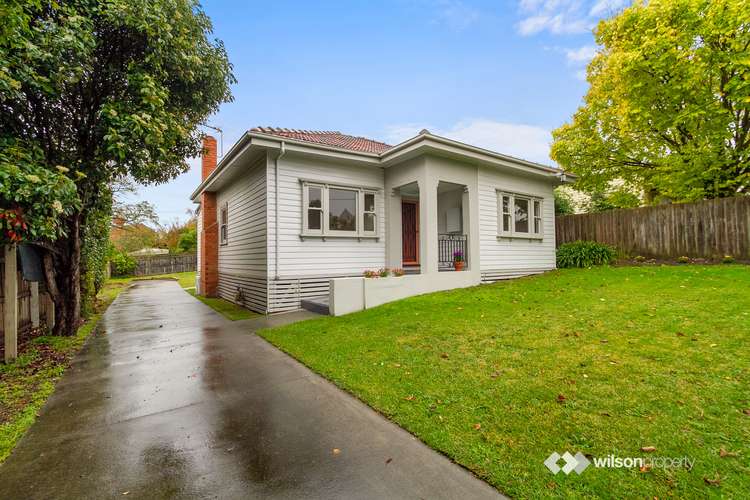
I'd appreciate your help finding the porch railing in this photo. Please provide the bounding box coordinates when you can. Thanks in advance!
[438,234,467,270]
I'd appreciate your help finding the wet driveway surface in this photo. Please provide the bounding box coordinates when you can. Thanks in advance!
[0,281,502,499]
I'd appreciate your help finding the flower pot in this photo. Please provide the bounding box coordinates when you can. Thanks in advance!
[454,261,465,271]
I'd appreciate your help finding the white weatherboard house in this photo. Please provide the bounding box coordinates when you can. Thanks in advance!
[192,127,572,315]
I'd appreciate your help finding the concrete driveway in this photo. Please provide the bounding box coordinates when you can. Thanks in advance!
[0,280,502,499]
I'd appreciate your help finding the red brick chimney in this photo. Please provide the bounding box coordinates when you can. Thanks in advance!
[200,135,219,297]
[202,135,218,181]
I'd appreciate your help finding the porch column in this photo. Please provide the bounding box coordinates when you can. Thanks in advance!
[418,177,439,275]
[4,245,18,362]
[385,188,403,269]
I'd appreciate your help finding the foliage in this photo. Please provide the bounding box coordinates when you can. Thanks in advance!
[0,0,234,335]
[554,188,575,215]
[0,139,79,244]
[364,268,406,278]
[585,186,642,213]
[677,255,691,264]
[260,266,750,498]
[722,255,735,264]
[551,0,750,201]
[452,250,464,262]
[556,240,617,268]
[109,249,136,276]
[634,255,647,263]
[177,226,197,253]
[81,201,113,315]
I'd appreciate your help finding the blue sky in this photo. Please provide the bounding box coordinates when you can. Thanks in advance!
[129,0,628,224]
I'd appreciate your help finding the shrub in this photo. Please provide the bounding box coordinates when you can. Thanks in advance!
[378,268,390,277]
[677,255,690,264]
[722,255,735,264]
[556,241,616,268]
[110,250,136,276]
[634,255,646,263]
[392,268,405,277]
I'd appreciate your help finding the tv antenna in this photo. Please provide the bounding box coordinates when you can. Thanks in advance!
[203,124,224,158]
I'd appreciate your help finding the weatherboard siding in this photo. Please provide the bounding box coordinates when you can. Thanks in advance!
[266,153,386,279]
[477,165,556,279]
[215,154,268,311]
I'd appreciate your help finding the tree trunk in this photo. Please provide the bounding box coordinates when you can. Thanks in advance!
[43,214,82,336]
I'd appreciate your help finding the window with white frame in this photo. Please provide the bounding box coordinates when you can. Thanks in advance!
[219,203,228,244]
[498,191,543,238]
[302,182,379,237]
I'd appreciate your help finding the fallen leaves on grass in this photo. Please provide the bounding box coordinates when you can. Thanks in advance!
[703,475,721,486]
[403,395,415,401]
[719,447,737,458]
[473,423,482,430]
[556,394,567,403]
[640,446,656,453]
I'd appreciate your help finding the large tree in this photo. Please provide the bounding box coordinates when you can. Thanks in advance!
[0,0,234,335]
[551,0,750,202]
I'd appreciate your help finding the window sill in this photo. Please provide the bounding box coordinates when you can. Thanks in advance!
[300,233,380,242]
[497,234,543,241]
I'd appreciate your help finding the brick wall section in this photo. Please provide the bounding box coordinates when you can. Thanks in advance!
[201,135,217,180]
[200,135,219,297]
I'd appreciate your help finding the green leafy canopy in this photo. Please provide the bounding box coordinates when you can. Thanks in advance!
[551,0,750,201]
[0,0,235,235]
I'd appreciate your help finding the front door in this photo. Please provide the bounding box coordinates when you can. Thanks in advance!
[402,201,419,265]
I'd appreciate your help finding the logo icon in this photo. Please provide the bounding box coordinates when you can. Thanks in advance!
[544,451,591,475]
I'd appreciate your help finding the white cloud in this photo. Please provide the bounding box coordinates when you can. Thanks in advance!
[432,0,481,32]
[516,0,628,37]
[564,44,597,63]
[383,119,554,165]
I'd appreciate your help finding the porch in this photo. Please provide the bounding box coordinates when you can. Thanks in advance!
[390,179,471,274]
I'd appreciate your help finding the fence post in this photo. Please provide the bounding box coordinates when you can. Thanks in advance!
[4,245,18,362]
[30,281,40,328]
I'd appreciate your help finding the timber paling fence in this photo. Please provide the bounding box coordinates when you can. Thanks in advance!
[0,254,51,337]
[133,253,197,276]
[556,196,750,260]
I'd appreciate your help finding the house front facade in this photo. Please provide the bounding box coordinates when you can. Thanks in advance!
[191,127,572,314]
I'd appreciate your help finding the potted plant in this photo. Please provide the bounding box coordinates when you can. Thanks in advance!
[453,250,465,271]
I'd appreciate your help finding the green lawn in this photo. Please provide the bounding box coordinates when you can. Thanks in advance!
[259,265,750,498]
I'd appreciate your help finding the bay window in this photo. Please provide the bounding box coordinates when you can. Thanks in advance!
[302,181,379,238]
[498,191,543,238]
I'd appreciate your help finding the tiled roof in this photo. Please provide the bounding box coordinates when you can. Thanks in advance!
[250,126,392,154]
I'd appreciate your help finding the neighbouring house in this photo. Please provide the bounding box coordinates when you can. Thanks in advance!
[191,127,573,314]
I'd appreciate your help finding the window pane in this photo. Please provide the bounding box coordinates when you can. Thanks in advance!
[329,188,357,231]
[364,213,375,232]
[364,193,375,213]
[502,196,510,213]
[534,218,541,234]
[308,187,322,208]
[514,198,529,233]
[221,208,227,224]
[534,200,541,217]
[503,214,511,232]
[220,226,227,242]
[308,209,321,230]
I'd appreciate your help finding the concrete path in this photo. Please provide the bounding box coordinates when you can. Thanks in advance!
[0,281,502,499]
